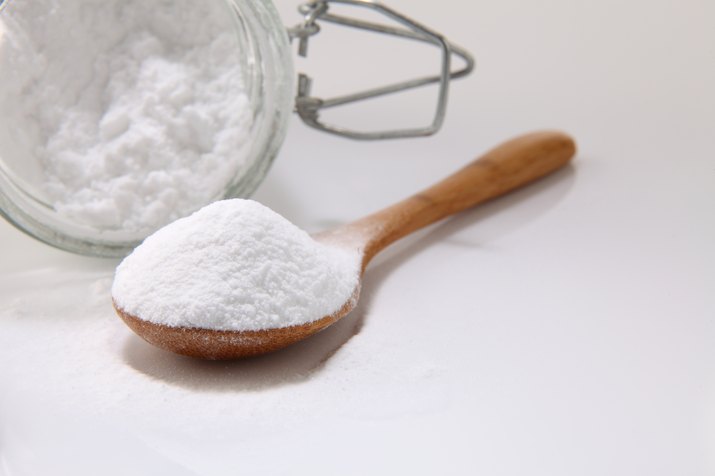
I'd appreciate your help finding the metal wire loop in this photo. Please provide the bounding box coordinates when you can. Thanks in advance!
[289,0,475,140]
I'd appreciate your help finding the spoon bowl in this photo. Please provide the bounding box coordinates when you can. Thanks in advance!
[114,131,576,359]
[115,288,360,359]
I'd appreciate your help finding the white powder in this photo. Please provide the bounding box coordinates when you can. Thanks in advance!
[111,199,361,331]
[0,0,252,232]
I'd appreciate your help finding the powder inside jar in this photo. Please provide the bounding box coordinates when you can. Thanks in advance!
[112,200,361,332]
[0,0,252,233]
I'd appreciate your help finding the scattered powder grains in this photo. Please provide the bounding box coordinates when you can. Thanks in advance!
[112,200,361,332]
[0,0,252,232]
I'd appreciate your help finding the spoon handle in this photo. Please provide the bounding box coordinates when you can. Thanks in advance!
[354,131,576,266]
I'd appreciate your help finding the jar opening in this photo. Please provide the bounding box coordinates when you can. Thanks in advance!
[0,0,293,256]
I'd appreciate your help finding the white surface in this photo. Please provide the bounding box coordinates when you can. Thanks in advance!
[1,0,714,474]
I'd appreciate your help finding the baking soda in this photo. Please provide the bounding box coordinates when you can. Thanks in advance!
[0,0,252,232]
[112,200,361,331]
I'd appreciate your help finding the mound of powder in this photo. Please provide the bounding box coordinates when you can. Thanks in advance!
[111,200,361,332]
[0,0,251,232]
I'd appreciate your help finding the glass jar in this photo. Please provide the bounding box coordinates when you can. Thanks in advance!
[0,0,293,257]
[0,0,472,257]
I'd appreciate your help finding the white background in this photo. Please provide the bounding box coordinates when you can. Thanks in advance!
[1,0,714,474]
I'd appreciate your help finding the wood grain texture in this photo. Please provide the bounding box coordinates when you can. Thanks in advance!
[341,130,576,268]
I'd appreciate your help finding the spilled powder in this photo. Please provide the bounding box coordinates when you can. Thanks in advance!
[111,199,361,331]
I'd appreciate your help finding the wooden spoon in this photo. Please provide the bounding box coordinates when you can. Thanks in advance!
[115,131,576,359]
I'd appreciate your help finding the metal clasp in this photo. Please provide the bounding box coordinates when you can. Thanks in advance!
[288,0,475,140]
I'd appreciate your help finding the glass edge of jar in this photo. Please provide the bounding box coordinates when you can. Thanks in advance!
[222,0,294,202]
